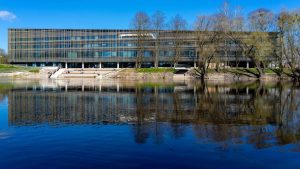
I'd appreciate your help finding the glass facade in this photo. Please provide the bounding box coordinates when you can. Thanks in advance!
[8,29,277,67]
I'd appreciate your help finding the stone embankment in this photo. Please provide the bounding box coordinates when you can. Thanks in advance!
[111,69,174,80]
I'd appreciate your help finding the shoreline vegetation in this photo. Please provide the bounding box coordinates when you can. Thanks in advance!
[0,64,296,82]
[0,64,40,73]
[0,64,41,79]
[136,68,174,73]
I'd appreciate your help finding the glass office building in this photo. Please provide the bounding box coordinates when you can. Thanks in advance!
[8,29,278,68]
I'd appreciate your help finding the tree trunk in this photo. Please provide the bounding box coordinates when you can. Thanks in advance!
[256,64,265,78]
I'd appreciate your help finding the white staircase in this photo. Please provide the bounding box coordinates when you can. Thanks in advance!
[50,68,65,79]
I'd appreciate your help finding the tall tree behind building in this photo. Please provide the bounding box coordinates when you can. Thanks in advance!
[245,8,276,77]
[277,10,300,80]
[151,11,165,68]
[0,48,7,64]
[169,14,187,67]
[193,15,216,80]
[131,12,151,68]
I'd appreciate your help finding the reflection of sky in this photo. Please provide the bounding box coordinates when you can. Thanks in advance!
[0,124,299,169]
[0,132,9,139]
[0,97,8,129]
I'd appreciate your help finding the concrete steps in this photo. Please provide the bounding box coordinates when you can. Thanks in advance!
[56,68,123,79]
[96,69,124,79]
[50,68,65,79]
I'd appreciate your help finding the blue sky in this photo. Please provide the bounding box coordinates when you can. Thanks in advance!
[0,0,300,51]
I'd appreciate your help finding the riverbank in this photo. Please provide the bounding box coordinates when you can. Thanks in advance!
[187,68,294,82]
[0,64,295,82]
[0,64,50,79]
[0,64,40,73]
[112,68,174,80]
[112,68,293,82]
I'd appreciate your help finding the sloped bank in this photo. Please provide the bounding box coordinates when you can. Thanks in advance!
[0,64,53,79]
[113,68,294,82]
[112,68,174,80]
[188,68,294,82]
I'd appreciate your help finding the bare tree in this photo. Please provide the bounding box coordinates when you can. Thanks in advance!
[216,2,248,69]
[249,9,276,77]
[277,10,300,80]
[213,1,232,70]
[131,12,151,68]
[0,48,5,56]
[0,48,7,64]
[235,9,276,78]
[230,6,246,67]
[193,15,217,80]
[151,11,165,68]
[169,14,187,67]
[214,1,231,32]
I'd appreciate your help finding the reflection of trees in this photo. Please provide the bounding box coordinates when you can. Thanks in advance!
[170,92,186,139]
[0,87,10,103]
[274,83,300,145]
[133,124,150,144]
[133,86,150,144]
[0,93,7,103]
[191,81,300,149]
[7,82,300,148]
[246,82,300,148]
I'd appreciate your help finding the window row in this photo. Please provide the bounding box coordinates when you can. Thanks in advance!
[11,35,119,42]
[10,42,158,49]
[12,50,198,59]
[12,51,154,58]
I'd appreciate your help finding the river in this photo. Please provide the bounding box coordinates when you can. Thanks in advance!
[0,78,300,169]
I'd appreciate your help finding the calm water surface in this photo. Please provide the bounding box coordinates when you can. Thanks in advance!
[0,79,300,169]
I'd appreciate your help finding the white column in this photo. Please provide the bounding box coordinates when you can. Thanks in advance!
[65,62,68,69]
[194,62,197,68]
[117,62,120,69]
[246,62,249,69]
[82,62,84,69]
[99,62,102,69]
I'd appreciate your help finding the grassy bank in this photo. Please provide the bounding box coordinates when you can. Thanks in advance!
[136,68,174,73]
[209,68,296,74]
[136,67,284,75]
[207,68,276,74]
[205,68,295,77]
[0,64,40,73]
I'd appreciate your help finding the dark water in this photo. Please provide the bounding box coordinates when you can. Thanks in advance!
[1,79,300,169]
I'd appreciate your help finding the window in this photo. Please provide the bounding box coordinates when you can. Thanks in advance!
[67,52,77,58]
[144,51,153,57]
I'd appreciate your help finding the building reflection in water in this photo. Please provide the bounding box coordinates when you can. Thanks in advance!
[6,81,300,148]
